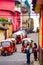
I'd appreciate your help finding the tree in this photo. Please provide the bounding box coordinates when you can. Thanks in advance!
[0,18,8,22]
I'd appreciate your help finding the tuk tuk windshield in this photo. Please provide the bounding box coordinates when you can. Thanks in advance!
[22,40,29,44]
[2,41,10,47]
[17,35,21,39]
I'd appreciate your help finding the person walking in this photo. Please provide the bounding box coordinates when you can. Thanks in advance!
[33,43,38,61]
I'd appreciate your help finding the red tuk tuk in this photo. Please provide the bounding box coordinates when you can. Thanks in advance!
[21,38,33,53]
[1,39,13,55]
[6,38,17,52]
[12,30,27,44]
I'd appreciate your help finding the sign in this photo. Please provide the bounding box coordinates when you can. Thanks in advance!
[8,18,12,23]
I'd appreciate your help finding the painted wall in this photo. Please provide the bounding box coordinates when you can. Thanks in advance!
[12,11,20,32]
[5,24,12,38]
[0,30,5,42]
[0,10,14,31]
[0,1,14,12]
[22,13,28,29]
[38,8,42,64]
[39,11,42,47]
[0,1,20,32]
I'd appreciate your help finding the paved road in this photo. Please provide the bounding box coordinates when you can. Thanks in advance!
[0,33,38,65]
[0,44,27,65]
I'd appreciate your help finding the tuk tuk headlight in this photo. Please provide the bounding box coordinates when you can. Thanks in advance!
[9,48,11,51]
[2,48,4,51]
[24,48,26,51]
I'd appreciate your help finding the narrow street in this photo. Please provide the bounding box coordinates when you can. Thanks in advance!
[0,0,42,65]
[0,33,40,65]
[0,44,26,65]
[0,44,39,65]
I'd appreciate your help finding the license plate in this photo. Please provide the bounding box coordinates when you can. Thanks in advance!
[5,51,7,53]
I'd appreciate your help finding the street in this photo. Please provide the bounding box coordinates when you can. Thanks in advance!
[0,44,27,65]
[0,33,38,65]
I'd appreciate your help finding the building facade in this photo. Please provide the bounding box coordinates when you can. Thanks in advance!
[32,0,43,65]
[0,0,21,33]
[0,25,8,41]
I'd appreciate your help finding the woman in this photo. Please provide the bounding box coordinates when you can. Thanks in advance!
[33,43,37,61]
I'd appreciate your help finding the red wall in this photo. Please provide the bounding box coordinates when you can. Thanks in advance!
[12,11,20,32]
[0,1,20,32]
[0,1,14,12]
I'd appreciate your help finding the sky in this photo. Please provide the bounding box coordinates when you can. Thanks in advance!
[22,0,39,31]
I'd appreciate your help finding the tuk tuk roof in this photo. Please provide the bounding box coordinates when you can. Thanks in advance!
[14,31,23,35]
[6,38,16,44]
[22,38,32,43]
[13,30,26,35]
[6,38,15,41]
[1,39,12,42]
[12,30,26,38]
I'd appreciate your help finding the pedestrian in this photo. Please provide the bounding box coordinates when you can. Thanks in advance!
[26,44,30,64]
[33,43,38,61]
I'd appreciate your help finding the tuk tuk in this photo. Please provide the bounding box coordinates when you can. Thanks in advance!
[1,39,13,55]
[21,38,33,53]
[6,38,17,52]
[12,30,27,44]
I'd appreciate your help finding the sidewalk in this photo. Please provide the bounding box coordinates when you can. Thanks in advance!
[34,61,40,65]
[30,53,40,65]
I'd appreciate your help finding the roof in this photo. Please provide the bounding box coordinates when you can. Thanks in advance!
[23,38,31,41]
[22,38,32,43]
[14,30,26,35]
[1,39,11,42]
[0,22,12,24]
[0,25,8,30]
[14,31,23,35]
[6,38,15,41]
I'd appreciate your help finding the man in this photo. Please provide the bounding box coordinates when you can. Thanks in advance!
[26,44,30,64]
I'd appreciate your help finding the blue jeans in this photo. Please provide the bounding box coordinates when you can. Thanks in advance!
[26,53,30,63]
